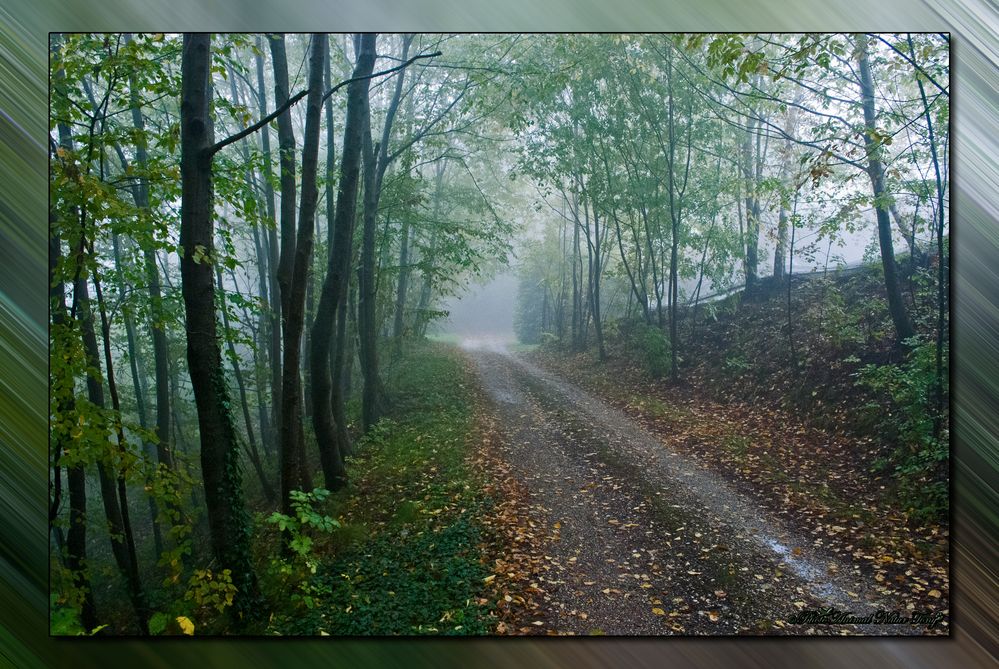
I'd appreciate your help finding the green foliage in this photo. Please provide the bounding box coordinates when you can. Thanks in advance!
[856,336,948,522]
[185,569,238,616]
[632,324,671,378]
[810,279,865,350]
[315,512,492,635]
[267,489,341,561]
[722,352,752,377]
[50,594,107,636]
[147,612,196,636]
[266,343,496,635]
[149,459,197,585]
[262,488,341,614]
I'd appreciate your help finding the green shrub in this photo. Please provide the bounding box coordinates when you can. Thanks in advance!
[265,488,341,614]
[634,324,671,378]
[856,336,948,522]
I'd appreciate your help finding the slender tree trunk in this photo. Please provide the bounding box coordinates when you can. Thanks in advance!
[312,33,375,488]
[74,242,148,631]
[581,192,606,361]
[179,33,257,618]
[341,281,358,399]
[856,34,915,343]
[413,158,446,338]
[774,107,797,280]
[255,36,283,457]
[908,34,947,439]
[269,34,313,507]
[328,44,353,459]
[250,222,274,461]
[217,267,275,502]
[281,32,326,499]
[91,255,150,634]
[742,117,759,291]
[639,206,663,329]
[787,187,800,373]
[112,233,164,558]
[392,217,412,341]
[228,64,275,461]
[124,46,175,474]
[359,123,387,429]
[49,227,98,631]
[571,207,580,350]
[358,34,411,431]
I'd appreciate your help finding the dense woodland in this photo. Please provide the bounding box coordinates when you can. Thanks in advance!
[49,33,948,635]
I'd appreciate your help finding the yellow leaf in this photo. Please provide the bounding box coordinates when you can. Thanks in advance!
[483,575,495,584]
[928,589,942,598]
[652,608,666,615]
[176,616,195,636]
[708,611,720,622]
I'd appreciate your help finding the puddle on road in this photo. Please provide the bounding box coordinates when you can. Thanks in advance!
[759,536,842,603]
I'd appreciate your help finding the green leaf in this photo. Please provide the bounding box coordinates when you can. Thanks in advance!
[148,611,170,635]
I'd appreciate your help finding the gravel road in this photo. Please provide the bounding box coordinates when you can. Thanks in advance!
[464,339,920,636]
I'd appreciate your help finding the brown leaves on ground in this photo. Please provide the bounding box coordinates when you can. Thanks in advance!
[528,349,949,628]
[467,389,554,635]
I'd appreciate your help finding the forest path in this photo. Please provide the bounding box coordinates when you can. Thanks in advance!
[464,340,913,635]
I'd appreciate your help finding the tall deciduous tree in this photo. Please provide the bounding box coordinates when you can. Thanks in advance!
[179,32,257,617]
[311,33,376,489]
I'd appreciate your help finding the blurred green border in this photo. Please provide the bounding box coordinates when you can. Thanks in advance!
[2,0,994,665]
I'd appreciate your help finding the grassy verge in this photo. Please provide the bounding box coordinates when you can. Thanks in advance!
[261,341,497,635]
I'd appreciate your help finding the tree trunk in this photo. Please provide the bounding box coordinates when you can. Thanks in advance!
[581,192,606,361]
[269,34,313,508]
[179,32,257,618]
[571,207,580,350]
[255,36,282,456]
[92,252,150,633]
[908,34,947,438]
[392,217,412,341]
[217,266,275,502]
[358,33,411,431]
[49,227,98,631]
[228,63,275,462]
[855,34,915,343]
[281,32,326,500]
[359,122,387,430]
[742,117,759,291]
[75,243,148,632]
[312,33,376,489]
[112,232,164,558]
[125,48,175,473]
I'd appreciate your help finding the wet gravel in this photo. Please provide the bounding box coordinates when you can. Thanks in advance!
[466,343,920,636]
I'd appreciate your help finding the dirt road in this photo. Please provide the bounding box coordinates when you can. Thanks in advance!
[465,340,922,635]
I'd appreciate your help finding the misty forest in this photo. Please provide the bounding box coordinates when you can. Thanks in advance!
[49,33,949,636]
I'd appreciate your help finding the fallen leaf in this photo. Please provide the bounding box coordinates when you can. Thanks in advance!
[176,616,195,636]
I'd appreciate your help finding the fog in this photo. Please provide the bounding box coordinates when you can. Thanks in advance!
[436,272,518,341]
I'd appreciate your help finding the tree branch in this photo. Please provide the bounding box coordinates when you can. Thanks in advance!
[873,34,948,97]
[208,48,441,157]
